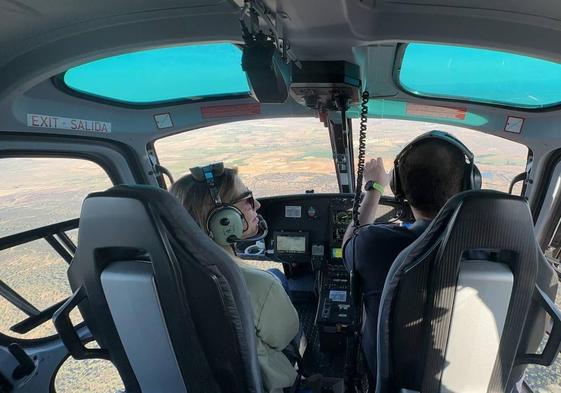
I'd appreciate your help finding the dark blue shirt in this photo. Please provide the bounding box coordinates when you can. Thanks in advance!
[343,219,431,380]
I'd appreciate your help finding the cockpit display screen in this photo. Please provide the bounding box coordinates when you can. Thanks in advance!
[276,234,307,254]
[334,210,353,225]
[331,247,343,259]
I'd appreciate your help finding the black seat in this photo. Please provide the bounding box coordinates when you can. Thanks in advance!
[53,185,263,393]
[376,190,561,393]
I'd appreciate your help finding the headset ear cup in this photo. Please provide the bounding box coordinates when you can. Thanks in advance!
[207,205,245,246]
[463,163,482,191]
[390,166,403,200]
[389,168,397,196]
[472,164,482,190]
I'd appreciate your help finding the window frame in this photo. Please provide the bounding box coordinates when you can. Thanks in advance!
[0,133,145,185]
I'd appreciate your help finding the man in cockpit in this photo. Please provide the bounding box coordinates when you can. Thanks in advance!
[342,132,469,385]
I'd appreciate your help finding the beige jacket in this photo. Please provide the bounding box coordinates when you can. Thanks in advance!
[235,259,300,393]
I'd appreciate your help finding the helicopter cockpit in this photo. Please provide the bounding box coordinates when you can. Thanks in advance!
[1,1,561,393]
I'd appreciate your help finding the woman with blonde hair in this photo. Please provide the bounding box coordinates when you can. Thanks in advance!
[170,162,300,393]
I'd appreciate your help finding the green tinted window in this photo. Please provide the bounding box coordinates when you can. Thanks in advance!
[399,43,561,109]
[64,43,250,104]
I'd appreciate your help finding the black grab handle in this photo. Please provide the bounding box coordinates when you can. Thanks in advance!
[52,286,110,360]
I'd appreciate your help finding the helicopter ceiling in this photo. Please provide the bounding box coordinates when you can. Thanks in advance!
[2,0,561,97]
[1,0,561,158]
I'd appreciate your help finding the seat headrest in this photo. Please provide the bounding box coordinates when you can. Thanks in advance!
[86,184,220,265]
[376,190,539,393]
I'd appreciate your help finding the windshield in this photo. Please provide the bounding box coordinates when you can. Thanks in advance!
[155,117,527,197]
[354,119,528,194]
[155,118,339,197]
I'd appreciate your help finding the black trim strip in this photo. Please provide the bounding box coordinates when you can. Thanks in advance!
[0,279,39,317]
[10,298,68,334]
[56,231,77,254]
[260,192,402,206]
[0,219,78,251]
[45,235,73,264]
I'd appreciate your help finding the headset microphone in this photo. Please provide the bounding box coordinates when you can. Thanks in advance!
[226,214,268,243]
[245,214,268,241]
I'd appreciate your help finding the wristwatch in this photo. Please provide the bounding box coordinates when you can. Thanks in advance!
[364,180,384,194]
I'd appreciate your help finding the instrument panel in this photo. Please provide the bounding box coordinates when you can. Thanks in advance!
[255,193,409,264]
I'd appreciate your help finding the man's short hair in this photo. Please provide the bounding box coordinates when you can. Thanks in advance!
[399,139,466,216]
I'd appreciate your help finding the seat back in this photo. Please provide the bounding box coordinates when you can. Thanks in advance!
[376,190,559,393]
[59,185,263,393]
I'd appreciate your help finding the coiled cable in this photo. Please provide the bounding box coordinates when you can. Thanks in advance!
[352,91,370,229]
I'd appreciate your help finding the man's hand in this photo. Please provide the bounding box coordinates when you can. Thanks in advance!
[342,157,392,248]
[364,157,390,188]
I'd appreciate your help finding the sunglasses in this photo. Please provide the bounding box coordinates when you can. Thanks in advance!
[232,190,256,209]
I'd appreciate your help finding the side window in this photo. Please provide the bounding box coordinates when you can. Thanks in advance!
[55,347,124,393]
[0,157,126,392]
[0,157,112,339]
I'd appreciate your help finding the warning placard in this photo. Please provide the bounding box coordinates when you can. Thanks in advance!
[406,103,467,120]
[201,103,261,119]
[27,114,111,133]
[504,116,524,134]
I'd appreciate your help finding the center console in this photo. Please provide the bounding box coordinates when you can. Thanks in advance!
[259,193,405,355]
[314,198,355,352]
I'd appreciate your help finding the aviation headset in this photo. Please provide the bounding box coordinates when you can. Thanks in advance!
[189,162,267,246]
[390,130,482,201]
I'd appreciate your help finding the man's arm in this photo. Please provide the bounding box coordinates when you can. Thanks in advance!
[342,157,390,247]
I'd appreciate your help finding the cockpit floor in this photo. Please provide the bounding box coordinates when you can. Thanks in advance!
[295,301,346,379]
